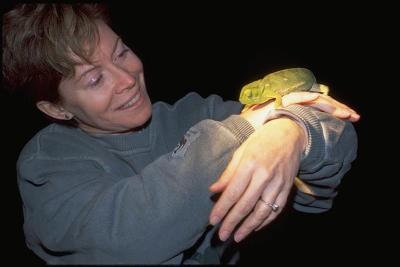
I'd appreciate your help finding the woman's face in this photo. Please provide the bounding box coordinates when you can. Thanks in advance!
[58,21,152,134]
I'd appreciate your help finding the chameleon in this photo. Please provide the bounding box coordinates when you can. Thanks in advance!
[240,67,329,112]
[238,68,329,196]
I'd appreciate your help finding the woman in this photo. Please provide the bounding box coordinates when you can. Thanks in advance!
[3,3,359,264]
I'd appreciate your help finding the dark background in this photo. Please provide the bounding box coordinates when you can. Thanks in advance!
[3,2,390,265]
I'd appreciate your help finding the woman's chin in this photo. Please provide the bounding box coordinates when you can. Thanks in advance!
[124,103,152,131]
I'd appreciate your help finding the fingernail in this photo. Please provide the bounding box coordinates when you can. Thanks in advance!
[210,215,220,225]
[220,230,230,241]
[209,183,218,191]
[234,232,244,243]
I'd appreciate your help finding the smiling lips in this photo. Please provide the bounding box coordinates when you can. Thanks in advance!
[117,89,142,111]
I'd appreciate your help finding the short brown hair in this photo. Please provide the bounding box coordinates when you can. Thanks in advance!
[2,3,109,125]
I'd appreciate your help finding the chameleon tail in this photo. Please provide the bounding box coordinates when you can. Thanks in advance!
[294,177,316,196]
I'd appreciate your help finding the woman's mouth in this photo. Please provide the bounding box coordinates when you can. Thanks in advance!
[118,89,143,111]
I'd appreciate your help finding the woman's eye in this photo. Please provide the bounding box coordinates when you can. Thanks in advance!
[117,49,129,59]
[88,74,103,88]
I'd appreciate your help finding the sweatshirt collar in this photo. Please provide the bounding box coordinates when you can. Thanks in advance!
[87,124,151,152]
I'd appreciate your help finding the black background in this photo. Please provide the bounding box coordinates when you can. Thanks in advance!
[3,2,391,265]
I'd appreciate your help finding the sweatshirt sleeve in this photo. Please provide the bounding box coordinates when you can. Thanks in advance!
[267,104,358,213]
[17,116,254,264]
[155,93,358,213]
[152,92,243,152]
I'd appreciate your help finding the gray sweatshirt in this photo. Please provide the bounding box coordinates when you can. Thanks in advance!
[17,92,357,264]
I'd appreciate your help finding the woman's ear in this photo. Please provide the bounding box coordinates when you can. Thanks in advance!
[36,101,73,120]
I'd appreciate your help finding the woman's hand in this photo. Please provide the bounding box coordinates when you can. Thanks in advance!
[282,92,360,122]
[209,118,306,242]
[240,92,360,130]
[208,92,360,243]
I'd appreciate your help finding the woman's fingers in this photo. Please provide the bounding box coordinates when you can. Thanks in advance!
[233,173,294,242]
[306,96,360,122]
[209,159,253,226]
[216,168,279,242]
[282,92,360,122]
[282,92,320,106]
[210,118,304,242]
[233,199,275,242]
[254,189,289,231]
[231,175,285,242]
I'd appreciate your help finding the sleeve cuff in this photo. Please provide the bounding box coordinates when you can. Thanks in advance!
[221,115,255,144]
[293,191,335,213]
[266,104,325,169]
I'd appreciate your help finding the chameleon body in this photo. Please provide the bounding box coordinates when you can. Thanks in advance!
[240,68,329,112]
[239,68,329,195]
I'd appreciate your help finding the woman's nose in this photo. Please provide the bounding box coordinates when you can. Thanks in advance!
[113,67,136,94]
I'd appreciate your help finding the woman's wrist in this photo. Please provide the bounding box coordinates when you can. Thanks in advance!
[239,101,275,130]
[262,117,308,154]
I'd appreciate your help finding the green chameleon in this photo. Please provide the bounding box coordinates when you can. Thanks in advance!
[239,68,329,195]
[239,67,329,112]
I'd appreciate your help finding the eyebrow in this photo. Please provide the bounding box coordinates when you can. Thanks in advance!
[76,37,121,82]
[112,37,121,58]
[77,66,98,82]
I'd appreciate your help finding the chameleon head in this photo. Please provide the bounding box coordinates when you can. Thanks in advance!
[239,79,277,105]
[239,80,263,104]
